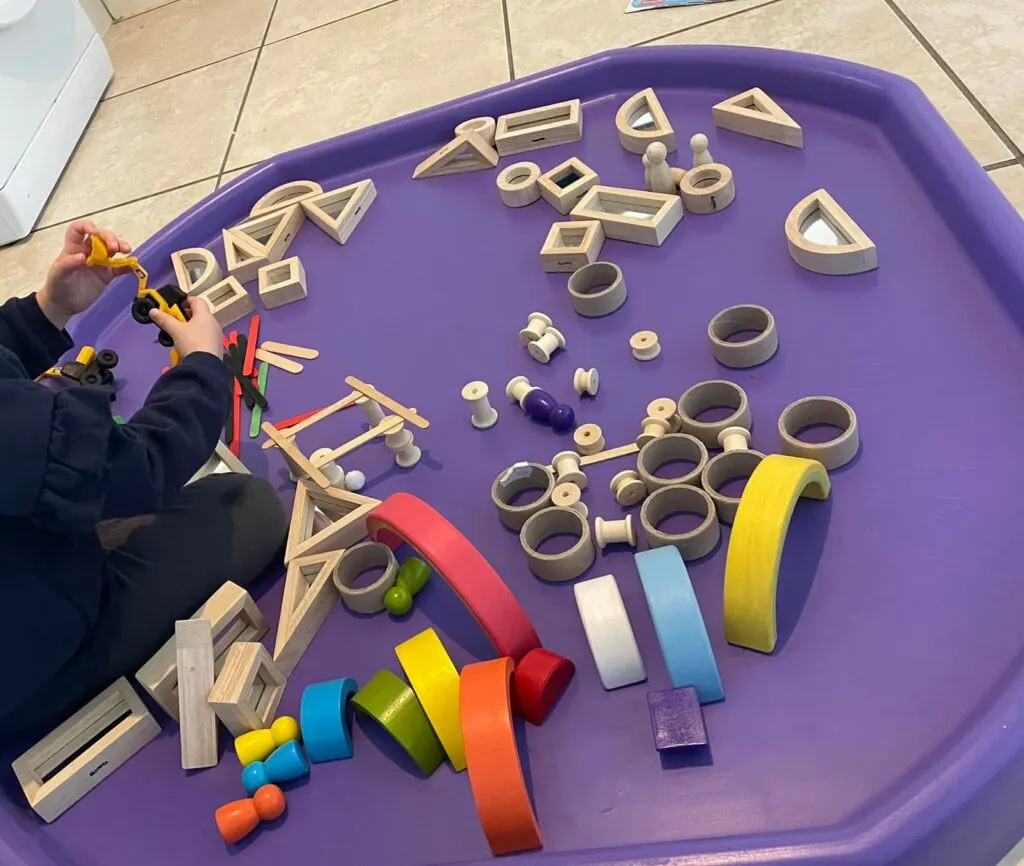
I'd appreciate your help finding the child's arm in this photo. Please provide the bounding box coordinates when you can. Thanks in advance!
[0,296,74,379]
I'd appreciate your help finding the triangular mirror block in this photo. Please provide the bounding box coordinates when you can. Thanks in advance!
[615,88,676,155]
[712,87,803,148]
[412,131,499,179]
[285,482,381,564]
[273,550,343,675]
[785,188,876,275]
[222,229,268,283]
[301,180,377,244]
[231,204,305,264]
[171,247,223,296]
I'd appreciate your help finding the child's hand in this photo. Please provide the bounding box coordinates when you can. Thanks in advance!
[37,220,133,330]
[150,298,224,360]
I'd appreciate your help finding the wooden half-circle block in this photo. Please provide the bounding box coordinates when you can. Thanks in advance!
[412,131,499,179]
[615,87,676,155]
[723,454,830,653]
[250,181,323,218]
[171,247,223,296]
[301,180,377,244]
[712,87,803,148]
[785,188,877,275]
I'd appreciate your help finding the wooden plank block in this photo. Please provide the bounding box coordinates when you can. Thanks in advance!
[261,390,361,450]
[12,678,160,823]
[344,376,429,429]
[175,619,218,770]
[254,347,303,374]
[260,341,318,360]
[262,421,332,488]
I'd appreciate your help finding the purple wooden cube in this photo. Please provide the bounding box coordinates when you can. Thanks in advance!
[647,686,708,752]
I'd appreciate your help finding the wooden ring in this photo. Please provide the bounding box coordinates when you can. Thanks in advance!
[491,462,555,530]
[640,484,720,561]
[461,658,543,855]
[520,506,595,583]
[332,541,397,614]
[677,380,752,447]
[511,647,575,725]
[778,396,859,470]
[637,433,708,491]
[456,116,497,146]
[700,449,766,524]
[707,304,778,368]
[679,163,735,214]
[497,162,541,208]
[567,262,627,317]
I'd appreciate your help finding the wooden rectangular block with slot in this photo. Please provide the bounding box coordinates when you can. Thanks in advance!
[570,186,683,247]
[495,99,583,156]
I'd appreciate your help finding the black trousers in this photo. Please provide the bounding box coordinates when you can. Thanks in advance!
[0,473,287,744]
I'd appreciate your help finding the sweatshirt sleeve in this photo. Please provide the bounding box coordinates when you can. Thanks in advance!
[0,352,233,531]
[0,295,74,379]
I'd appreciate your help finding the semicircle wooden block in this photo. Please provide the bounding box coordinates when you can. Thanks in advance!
[785,188,877,275]
[250,180,324,218]
[723,454,830,653]
[171,248,223,296]
[615,87,676,155]
[712,87,803,148]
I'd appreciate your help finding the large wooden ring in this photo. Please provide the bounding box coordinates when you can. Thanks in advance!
[679,163,735,214]
[778,395,859,470]
[519,506,595,582]
[640,484,720,561]
[491,462,555,530]
[637,433,708,491]
[707,304,778,368]
[677,380,752,448]
[333,542,397,614]
[567,262,627,317]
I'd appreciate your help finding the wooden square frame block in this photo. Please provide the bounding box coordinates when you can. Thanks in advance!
[301,179,377,244]
[208,642,288,738]
[785,188,877,275]
[712,87,803,148]
[12,678,160,823]
[258,256,307,309]
[571,186,684,247]
[274,550,345,675]
[171,247,223,296]
[494,99,583,157]
[539,220,604,273]
[537,157,600,215]
[285,481,381,563]
[413,132,499,179]
[135,581,268,719]
[196,276,254,328]
[615,88,676,155]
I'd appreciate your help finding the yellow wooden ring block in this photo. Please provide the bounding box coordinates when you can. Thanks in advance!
[394,628,466,771]
[723,454,830,653]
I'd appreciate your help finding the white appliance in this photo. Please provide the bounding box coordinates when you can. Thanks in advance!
[0,0,112,245]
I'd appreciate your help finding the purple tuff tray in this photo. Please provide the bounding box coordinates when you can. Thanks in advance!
[5,46,1024,866]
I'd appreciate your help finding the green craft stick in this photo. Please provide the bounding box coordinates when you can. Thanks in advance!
[249,363,269,438]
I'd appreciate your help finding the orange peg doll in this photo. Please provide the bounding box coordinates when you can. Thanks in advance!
[215,784,287,845]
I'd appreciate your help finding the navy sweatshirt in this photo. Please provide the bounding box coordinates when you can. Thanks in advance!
[0,294,232,722]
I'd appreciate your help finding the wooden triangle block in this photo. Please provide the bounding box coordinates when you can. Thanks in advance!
[412,131,499,179]
[231,204,305,264]
[785,188,876,275]
[285,482,381,564]
[171,247,223,295]
[222,229,268,283]
[273,550,343,675]
[712,87,803,148]
[615,88,676,155]
[301,179,377,244]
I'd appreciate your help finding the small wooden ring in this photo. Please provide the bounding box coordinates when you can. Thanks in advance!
[573,423,605,455]
[708,304,778,368]
[491,462,555,530]
[640,485,720,561]
[333,542,398,613]
[637,433,708,491]
[497,162,541,208]
[456,116,497,146]
[677,380,752,448]
[778,396,859,470]
[567,262,627,318]
[520,507,595,583]
[700,449,766,524]
[679,163,735,214]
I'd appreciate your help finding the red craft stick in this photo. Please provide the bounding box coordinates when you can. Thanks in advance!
[243,315,260,378]
[276,407,326,430]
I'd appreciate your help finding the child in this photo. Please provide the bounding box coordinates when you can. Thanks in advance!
[0,220,287,743]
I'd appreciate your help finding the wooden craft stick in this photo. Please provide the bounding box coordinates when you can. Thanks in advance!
[313,416,404,467]
[260,341,318,360]
[345,376,429,429]
[580,442,640,467]
[262,421,332,488]
[254,348,303,374]
[261,391,362,450]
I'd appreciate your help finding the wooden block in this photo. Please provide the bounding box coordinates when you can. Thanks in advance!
[231,204,305,265]
[712,87,803,148]
[208,643,287,738]
[135,581,268,719]
[615,88,676,155]
[273,551,344,675]
[412,132,498,179]
[344,376,429,429]
[494,99,583,156]
[301,179,376,243]
[537,157,600,215]
[250,180,323,217]
[189,440,251,485]
[570,185,684,247]
[261,421,333,488]
[539,220,604,273]
[784,188,876,275]
[285,482,381,563]
[12,678,160,823]
[197,276,255,328]
[171,247,223,296]
[222,229,268,284]
[175,619,218,770]
[260,341,318,360]
[254,347,303,374]
[258,256,307,310]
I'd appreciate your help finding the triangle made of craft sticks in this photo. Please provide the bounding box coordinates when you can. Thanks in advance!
[712,87,803,148]
[285,482,381,564]
[412,131,499,179]
[301,180,377,244]
[273,549,343,674]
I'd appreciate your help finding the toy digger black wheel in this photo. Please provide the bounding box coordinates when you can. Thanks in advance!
[96,349,119,369]
[131,296,158,324]
[158,330,174,348]
[82,372,102,385]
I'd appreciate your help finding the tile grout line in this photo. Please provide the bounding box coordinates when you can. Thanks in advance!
[984,158,1021,172]
[98,0,114,18]
[112,0,185,23]
[499,0,516,81]
[631,0,786,47]
[100,49,257,103]
[264,0,405,47]
[883,0,1024,161]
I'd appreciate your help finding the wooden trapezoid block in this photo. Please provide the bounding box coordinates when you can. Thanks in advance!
[615,88,676,155]
[231,203,305,265]
[12,678,159,823]
[301,179,377,244]
[494,99,583,156]
[258,256,307,310]
[286,482,381,564]
[785,188,876,275]
[250,180,324,218]
[135,581,268,719]
[273,550,344,675]
[413,132,499,179]
[171,247,223,296]
[539,220,605,273]
[537,157,600,215]
[196,276,254,328]
[175,618,218,770]
[222,228,268,283]
[712,87,803,148]
[208,642,287,737]
[570,185,684,247]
